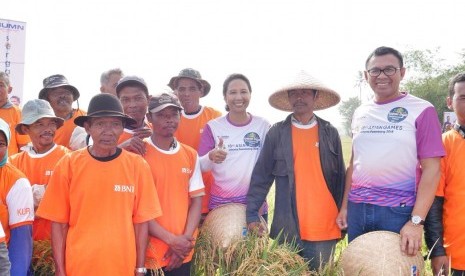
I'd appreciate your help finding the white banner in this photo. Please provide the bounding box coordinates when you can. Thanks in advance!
[0,18,26,106]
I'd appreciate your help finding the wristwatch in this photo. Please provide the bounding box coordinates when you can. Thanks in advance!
[410,215,425,226]
[135,267,147,274]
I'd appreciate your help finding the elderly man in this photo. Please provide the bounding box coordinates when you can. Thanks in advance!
[425,72,465,276]
[100,68,123,96]
[337,46,445,256]
[9,99,70,241]
[169,68,221,216]
[246,71,345,271]
[38,74,86,149]
[37,94,162,276]
[0,72,29,156]
[143,92,204,275]
[115,76,152,155]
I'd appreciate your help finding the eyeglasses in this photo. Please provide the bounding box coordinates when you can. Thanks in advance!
[367,67,401,77]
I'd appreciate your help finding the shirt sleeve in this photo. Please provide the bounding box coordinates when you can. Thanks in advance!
[6,178,34,228]
[415,106,446,159]
[189,155,205,198]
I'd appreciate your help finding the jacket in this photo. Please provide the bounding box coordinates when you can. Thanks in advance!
[246,114,346,245]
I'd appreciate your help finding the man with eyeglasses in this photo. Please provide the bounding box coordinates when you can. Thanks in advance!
[336,46,445,257]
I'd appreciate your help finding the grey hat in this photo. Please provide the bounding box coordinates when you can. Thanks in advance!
[148,93,183,113]
[38,74,80,101]
[115,76,148,97]
[168,68,211,97]
[15,99,64,135]
[74,94,137,127]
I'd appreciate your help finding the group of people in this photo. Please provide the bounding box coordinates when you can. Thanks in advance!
[0,45,462,276]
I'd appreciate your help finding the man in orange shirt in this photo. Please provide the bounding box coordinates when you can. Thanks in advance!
[116,76,152,155]
[0,72,30,156]
[37,94,162,276]
[169,68,221,216]
[38,74,86,149]
[425,72,465,276]
[9,99,69,241]
[246,71,345,271]
[144,93,204,275]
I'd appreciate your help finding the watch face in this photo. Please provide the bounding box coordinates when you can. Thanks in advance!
[412,216,421,224]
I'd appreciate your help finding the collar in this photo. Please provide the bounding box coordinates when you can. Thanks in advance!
[0,101,13,109]
[453,123,465,138]
[291,114,316,126]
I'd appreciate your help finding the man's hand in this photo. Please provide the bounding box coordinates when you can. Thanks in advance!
[431,256,449,276]
[167,234,194,259]
[132,128,152,139]
[119,137,146,155]
[247,221,267,236]
[400,222,423,256]
[336,208,348,230]
[164,248,184,271]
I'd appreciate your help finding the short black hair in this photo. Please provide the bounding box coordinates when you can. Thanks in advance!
[365,46,404,69]
[448,72,465,98]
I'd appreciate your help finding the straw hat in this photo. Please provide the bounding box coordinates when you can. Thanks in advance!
[202,203,267,248]
[340,231,424,276]
[268,70,340,112]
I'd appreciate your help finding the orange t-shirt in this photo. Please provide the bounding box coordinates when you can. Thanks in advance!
[143,139,204,269]
[174,106,221,213]
[54,109,86,149]
[292,124,341,241]
[36,148,162,276]
[435,129,465,269]
[0,105,30,156]
[9,144,70,240]
[0,163,34,244]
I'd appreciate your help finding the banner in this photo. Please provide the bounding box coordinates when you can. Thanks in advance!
[0,18,26,106]
[442,111,456,133]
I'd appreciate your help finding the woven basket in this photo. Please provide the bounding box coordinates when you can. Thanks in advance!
[340,231,424,275]
[202,203,266,248]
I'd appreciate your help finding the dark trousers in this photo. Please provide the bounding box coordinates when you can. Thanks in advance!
[146,262,191,276]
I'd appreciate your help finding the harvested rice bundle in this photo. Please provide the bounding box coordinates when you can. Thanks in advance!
[32,240,54,276]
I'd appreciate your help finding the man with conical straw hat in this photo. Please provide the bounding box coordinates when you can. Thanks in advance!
[246,70,345,271]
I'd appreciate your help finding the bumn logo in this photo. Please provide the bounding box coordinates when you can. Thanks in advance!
[114,185,135,193]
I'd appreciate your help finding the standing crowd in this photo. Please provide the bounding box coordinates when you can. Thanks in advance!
[0,46,462,276]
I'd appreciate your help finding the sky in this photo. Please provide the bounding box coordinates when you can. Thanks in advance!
[3,0,465,129]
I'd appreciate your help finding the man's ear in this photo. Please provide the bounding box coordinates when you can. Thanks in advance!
[20,125,29,135]
[446,96,453,111]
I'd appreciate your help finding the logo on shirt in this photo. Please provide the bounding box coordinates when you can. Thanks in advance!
[45,170,53,176]
[182,167,192,174]
[243,132,261,147]
[387,107,408,123]
[114,184,135,193]
[17,208,31,216]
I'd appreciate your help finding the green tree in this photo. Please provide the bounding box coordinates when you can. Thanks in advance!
[403,48,465,122]
[338,96,361,136]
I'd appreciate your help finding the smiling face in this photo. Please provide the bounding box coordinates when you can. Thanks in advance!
[224,79,251,114]
[365,53,406,102]
[22,118,58,153]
